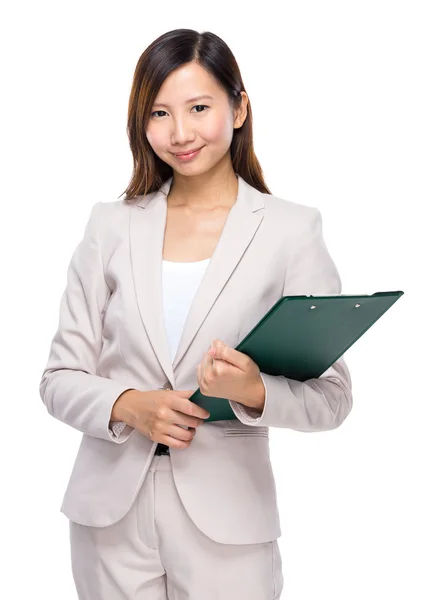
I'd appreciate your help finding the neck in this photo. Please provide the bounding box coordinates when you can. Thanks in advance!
[167,164,238,209]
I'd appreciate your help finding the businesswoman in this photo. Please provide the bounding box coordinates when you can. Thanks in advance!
[39,28,353,600]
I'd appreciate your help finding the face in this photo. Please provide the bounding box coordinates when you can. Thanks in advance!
[145,61,247,175]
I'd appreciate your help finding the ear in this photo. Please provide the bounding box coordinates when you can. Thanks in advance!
[233,91,248,129]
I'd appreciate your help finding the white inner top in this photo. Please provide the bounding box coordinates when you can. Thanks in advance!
[161,258,211,362]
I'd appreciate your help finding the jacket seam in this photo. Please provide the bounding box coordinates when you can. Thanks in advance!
[94,202,110,315]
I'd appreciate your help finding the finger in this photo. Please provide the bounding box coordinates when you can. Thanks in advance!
[158,432,194,449]
[201,351,214,380]
[165,407,205,428]
[174,390,197,398]
[168,424,196,442]
[170,394,210,420]
[210,340,248,371]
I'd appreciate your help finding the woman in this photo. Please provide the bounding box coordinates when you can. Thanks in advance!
[39,28,353,600]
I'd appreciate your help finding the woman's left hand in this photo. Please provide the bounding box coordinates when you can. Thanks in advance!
[196,339,266,411]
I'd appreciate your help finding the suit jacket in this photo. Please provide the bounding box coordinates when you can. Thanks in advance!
[39,174,353,545]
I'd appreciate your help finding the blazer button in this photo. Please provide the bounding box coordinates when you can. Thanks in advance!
[160,382,172,390]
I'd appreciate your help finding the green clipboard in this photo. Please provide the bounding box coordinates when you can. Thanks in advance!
[190,290,404,422]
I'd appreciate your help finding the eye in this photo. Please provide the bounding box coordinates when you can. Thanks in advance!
[151,110,167,118]
[150,105,209,118]
[191,104,209,113]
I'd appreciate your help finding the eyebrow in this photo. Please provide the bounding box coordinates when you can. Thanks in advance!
[152,94,214,108]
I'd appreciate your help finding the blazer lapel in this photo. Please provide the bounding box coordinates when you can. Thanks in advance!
[129,174,265,385]
[171,176,265,371]
[129,179,175,386]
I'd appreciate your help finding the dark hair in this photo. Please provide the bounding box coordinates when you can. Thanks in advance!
[119,29,271,202]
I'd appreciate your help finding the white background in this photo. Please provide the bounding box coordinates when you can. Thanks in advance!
[1,1,429,598]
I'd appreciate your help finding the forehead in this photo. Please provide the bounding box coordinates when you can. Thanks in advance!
[154,62,226,104]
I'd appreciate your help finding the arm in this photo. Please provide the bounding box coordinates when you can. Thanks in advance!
[39,202,135,443]
[229,207,353,431]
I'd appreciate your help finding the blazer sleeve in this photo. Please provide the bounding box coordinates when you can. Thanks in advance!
[228,207,353,431]
[39,202,135,443]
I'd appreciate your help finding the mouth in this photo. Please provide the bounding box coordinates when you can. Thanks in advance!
[172,146,205,161]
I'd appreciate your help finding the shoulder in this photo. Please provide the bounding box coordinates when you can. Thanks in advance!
[259,190,322,239]
[80,199,131,258]
[90,198,130,232]
[262,190,320,220]
[96,198,129,217]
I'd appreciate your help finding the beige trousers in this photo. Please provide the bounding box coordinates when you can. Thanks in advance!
[69,453,284,599]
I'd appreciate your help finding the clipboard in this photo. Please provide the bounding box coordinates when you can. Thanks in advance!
[189,290,404,422]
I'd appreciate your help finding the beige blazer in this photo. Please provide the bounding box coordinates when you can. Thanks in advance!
[39,174,353,545]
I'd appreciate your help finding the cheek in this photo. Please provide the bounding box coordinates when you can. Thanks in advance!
[145,126,164,153]
[203,112,234,146]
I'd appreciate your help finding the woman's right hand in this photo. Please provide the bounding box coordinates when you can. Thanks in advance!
[110,389,210,449]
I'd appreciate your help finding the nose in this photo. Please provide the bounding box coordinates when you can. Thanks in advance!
[170,117,195,146]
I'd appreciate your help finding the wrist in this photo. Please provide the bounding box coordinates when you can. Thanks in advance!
[111,389,139,425]
[231,377,266,411]
[251,377,266,411]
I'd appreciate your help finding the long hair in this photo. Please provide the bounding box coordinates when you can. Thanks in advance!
[120,29,271,202]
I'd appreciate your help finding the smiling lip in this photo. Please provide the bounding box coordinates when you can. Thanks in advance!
[173,146,204,156]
